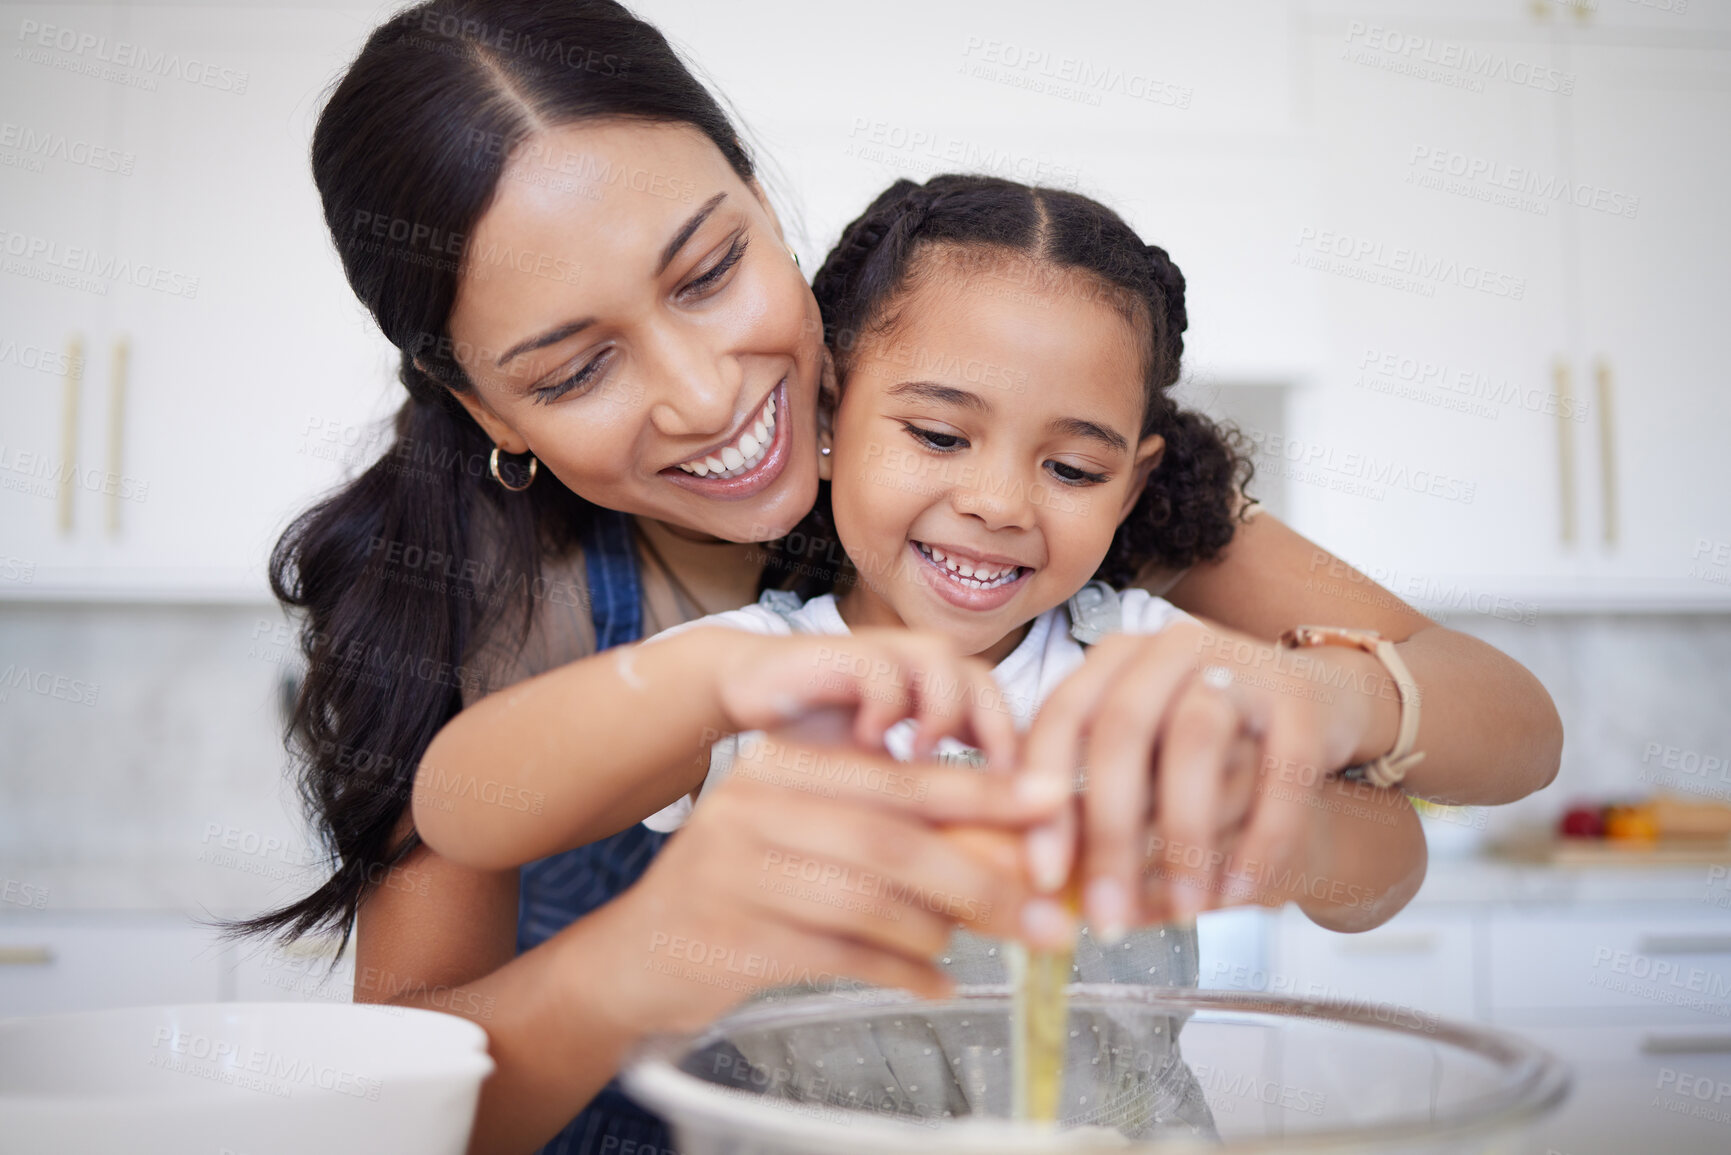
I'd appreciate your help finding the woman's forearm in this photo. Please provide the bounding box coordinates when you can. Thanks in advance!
[414,628,738,869]
[1287,778,1427,932]
[1162,512,1562,806]
[367,908,640,1155]
[1324,628,1563,806]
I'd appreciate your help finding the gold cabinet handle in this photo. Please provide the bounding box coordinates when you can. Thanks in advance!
[0,945,54,966]
[59,336,83,534]
[107,337,129,537]
[1553,359,1575,546]
[1643,1034,1731,1056]
[1595,357,1615,547]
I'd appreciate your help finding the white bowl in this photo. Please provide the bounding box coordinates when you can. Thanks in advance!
[0,1001,493,1154]
[624,985,1570,1154]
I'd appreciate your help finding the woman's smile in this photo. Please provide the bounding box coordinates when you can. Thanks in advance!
[660,378,790,500]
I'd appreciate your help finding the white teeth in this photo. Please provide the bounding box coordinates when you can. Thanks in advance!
[675,389,778,478]
[915,543,1023,589]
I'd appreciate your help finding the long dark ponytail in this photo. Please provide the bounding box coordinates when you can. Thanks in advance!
[232,0,755,951]
[775,174,1251,591]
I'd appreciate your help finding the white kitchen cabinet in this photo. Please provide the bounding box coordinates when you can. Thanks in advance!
[1288,1,1731,610]
[1272,906,1482,1021]
[0,914,225,1017]
[0,913,355,1019]
[1515,1023,1731,1155]
[0,2,398,601]
[1487,909,1731,1024]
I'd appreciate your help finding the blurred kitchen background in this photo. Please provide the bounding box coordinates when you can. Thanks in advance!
[2,1,1728,1150]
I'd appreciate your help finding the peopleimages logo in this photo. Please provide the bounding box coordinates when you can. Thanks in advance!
[1294,228,1526,301]
[15,19,250,94]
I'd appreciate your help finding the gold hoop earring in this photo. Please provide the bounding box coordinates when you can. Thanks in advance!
[489,446,538,491]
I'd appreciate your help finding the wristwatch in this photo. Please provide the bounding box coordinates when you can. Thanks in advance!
[1277,625,1425,788]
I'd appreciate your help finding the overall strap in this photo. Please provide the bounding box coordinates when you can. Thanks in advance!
[582,508,643,651]
[1066,580,1123,646]
[519,507,671,1155]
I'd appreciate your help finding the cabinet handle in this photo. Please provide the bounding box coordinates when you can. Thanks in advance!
[1339,932,1438,955]
[1553,359,1574,546]
[0,945,54,966]
[1643,1034,1731,1056]
[107,336,129,537]
[58,335,83,534]
[1637,935,1731,955]
[1594,358,1615,547]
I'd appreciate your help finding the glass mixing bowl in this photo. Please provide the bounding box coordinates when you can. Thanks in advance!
[623,985,1569,1154]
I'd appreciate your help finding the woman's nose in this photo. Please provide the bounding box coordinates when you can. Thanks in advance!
[641,324,742,438]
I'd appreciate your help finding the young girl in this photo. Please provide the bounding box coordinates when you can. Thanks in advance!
[413,175,1426,952]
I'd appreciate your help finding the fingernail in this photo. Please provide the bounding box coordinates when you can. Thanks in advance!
[1087,877,1130,945]
[1026,826,1069,894]
[1015,773,1068,808]
[1020,898,1074,947]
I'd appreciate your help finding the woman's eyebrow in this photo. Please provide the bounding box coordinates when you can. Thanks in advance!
[497,318,595,369]
[887,380,989,411]
[657,192,728,275]
[495,192,730,371]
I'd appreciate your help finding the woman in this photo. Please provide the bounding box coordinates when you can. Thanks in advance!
[243,3,1562,1153]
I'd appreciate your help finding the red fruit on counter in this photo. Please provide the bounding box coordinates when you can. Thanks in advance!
[1559,805,1604,838]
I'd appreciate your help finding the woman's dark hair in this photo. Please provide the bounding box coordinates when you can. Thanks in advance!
[773,174,1251,592]
[231,0,754,951]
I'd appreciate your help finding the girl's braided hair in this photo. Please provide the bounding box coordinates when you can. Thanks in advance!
[764,174,1251,596]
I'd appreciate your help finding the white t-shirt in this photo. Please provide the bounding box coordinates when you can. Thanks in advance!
[642,587,1193,832]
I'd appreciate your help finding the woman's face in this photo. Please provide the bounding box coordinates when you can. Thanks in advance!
[443,121,823,543]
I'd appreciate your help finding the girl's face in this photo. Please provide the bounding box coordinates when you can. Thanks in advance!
[442,121,824,543]
[830,256,1164,664]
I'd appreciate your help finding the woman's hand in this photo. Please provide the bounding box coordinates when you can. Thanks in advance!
[712,629,1019,769]
[585,731,1068,1037]
[1018,617,1403,936]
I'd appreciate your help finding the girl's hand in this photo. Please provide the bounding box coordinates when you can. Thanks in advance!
[1019,617,1391,936]
[591,732,1066,1036]
[711,629,1019,770]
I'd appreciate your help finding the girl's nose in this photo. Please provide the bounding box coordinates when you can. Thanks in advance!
[951,461,1038,532]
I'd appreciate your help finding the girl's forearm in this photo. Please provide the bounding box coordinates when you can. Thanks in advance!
[1330,626,1563,806]
[414,628,739,869]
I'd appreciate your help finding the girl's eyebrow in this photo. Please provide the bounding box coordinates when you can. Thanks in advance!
[889,380,1129,453]
[1049,416,1129,454]
[887,380,988,410]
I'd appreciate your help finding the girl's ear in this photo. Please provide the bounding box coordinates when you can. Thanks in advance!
[421,359,530,455]
[1117,433,1165,524]
[817,347,839,481]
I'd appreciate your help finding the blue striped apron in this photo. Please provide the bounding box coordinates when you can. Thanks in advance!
[517,509,673,1155]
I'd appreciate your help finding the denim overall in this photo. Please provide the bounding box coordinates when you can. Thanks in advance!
[517,510,673,1155]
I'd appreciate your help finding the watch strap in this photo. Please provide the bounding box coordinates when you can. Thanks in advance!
[1278,625,1425,789]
